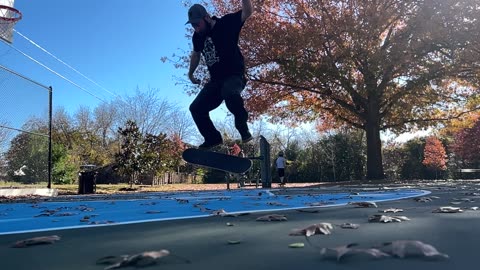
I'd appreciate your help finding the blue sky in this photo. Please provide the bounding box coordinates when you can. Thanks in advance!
[0,0,428,143]
[0,0,228,121]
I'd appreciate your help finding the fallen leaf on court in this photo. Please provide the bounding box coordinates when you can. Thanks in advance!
[378,240,449,260]
[211,209,227,216]
[289,242,305,248]
[227,240,241,245]
[175,199,189,204]
[54,212,76,217]
[348,201,378,208]
[308,201,333,207]
[140,202,156,206]
[380,208,403,213]
[338,223,360,229]
[432,206,464,213]
[289,223,333,236]
[256,214,287,221]
[100,250,170,269]
[368,214,410,223]
[96,255,129,265]
[223,212,250,217]
[266,201,288,206]
[452,198,475,203]
[296,209,321,213]
[89,220,115,225]
[320,243,390,262]
[12,235,61,248]
[414,197,433,202]
[80,216,91,222]
[145,210,165,214]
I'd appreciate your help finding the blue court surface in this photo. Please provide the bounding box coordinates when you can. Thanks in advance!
[0,188,429,235]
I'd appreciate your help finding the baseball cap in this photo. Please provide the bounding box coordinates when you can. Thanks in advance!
[186,4,208,25]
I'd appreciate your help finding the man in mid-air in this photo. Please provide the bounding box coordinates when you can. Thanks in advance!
[186,0,253,149]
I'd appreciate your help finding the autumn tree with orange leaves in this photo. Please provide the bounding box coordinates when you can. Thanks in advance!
[174,0,480,180]
[422,136,447,178]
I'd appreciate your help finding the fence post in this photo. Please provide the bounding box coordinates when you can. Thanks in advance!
[47,86,53,189]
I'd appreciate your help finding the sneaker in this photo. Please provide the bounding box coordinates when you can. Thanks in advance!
[198,139,223,150]
[241,132,253,143]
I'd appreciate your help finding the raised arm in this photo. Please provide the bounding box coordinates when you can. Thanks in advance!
[241,0,253,22]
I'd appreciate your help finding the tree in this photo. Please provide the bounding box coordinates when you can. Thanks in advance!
[116,120,142,187]
[400,138,429,180]
[113,87,175,136]
[451,119,480,167]
[422,136,447,178]
[176,0,480,179]
[51,143,77,184]
[93,101,117,148]
[5,132,48,183]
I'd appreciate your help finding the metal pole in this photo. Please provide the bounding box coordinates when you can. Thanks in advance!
[260,136,271,188]
[47,86,53,189]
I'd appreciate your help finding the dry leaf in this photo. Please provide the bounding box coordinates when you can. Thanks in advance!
[414,197,433,202]
[103,250,170,270]
[368,214,410,223]
[96,255,129,265]
[227,240,241,245]
[266,201,287,206]
[380,208,404,213]
[308,201,333,206]
[89,220,115,225]
[349,201,378,208]
[211,209,227,216]
[145,210,165,214]
[452,198,475,203]
[432,206,464,213]
[379,240,449,260]
[450,201,462,205]
[338,223,360,229]
[296,209,321,213]
[12,235,61,248]
[320,244,390,262]
[289,223,333,236]
[289,242,305,248]
[256,214,287,221]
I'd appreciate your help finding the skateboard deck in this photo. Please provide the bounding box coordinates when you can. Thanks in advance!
[182,148,252,174]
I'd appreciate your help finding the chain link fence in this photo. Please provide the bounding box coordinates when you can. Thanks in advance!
[0,64,52,186]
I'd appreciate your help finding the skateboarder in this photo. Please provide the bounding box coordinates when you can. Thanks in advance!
[186,1,254,149]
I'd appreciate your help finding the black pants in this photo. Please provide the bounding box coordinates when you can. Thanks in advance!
[189,75,249,142]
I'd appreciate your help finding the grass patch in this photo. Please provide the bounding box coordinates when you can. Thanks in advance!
[0,182,244,195]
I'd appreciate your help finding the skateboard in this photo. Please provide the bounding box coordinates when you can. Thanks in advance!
[182,148,253,174]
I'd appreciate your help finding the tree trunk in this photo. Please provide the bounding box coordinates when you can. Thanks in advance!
[365,99,385,180]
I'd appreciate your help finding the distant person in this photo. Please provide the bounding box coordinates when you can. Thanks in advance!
[276,152,286,186]
[186,1,254,149]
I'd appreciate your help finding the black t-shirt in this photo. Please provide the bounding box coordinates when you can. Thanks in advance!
[192,10,245,80]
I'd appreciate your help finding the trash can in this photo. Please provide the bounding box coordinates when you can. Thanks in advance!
[78,170,97,194]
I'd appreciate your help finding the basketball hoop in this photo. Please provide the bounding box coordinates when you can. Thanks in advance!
[0,4,21,43]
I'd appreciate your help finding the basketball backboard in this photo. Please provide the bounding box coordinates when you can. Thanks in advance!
[0,0,20,44]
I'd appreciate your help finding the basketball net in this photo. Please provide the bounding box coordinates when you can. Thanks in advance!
[0,4,21,43]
